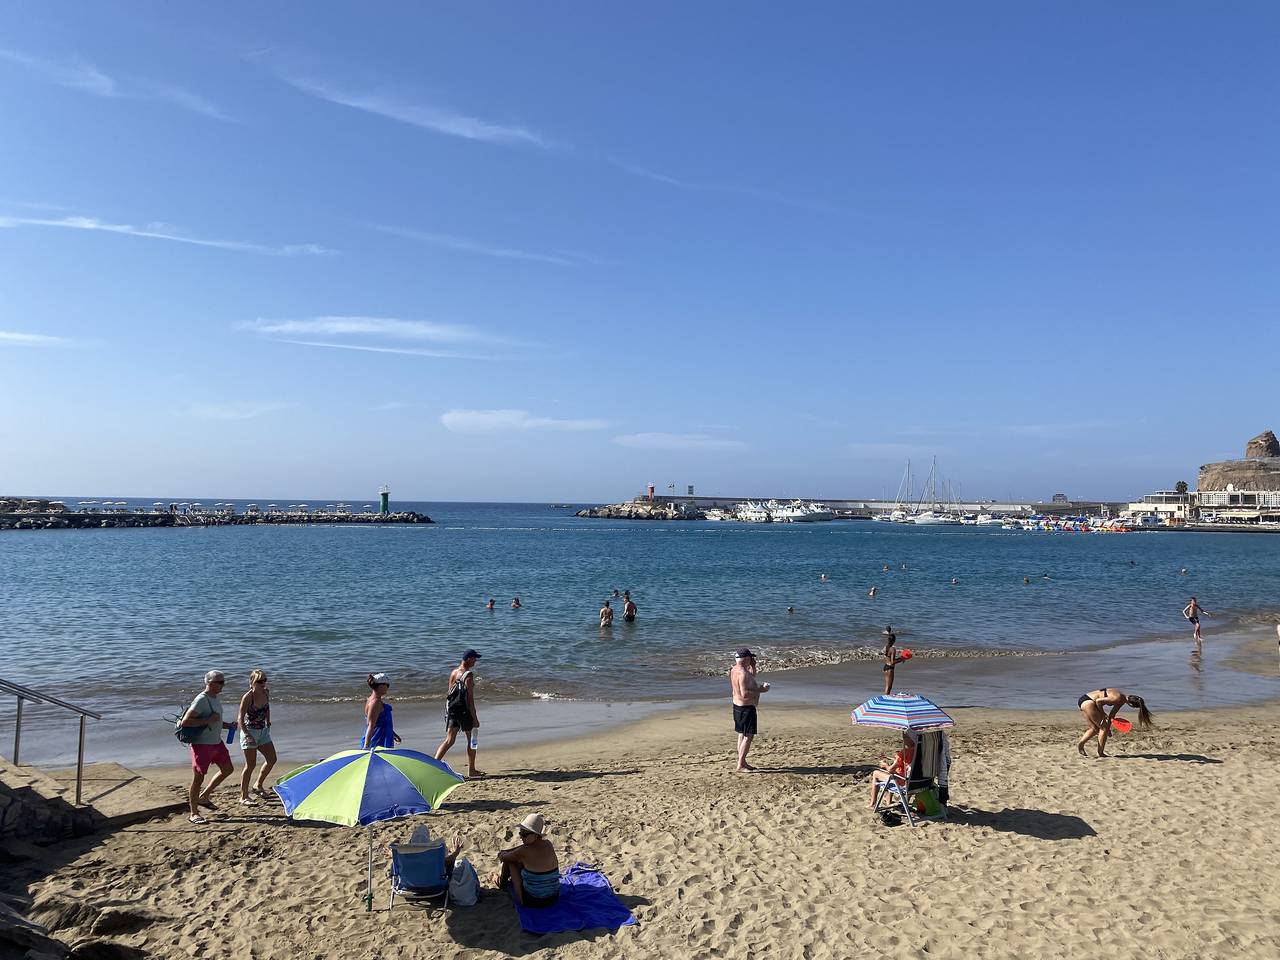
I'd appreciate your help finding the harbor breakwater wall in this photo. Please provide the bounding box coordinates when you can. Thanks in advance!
[0,502,433,531]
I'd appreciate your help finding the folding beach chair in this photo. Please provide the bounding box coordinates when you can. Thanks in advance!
[388,838,449,910]
[873,731,945,827]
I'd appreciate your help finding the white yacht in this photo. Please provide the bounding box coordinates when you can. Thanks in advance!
[913,510,961,525]
[736,501,773,523]
[703,507,732,521]
[976,514,1005,526]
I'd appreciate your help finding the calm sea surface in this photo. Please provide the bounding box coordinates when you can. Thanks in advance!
[3,502,1280,716]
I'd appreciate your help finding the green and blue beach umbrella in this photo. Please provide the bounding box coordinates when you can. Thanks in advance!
[275,747,465,909]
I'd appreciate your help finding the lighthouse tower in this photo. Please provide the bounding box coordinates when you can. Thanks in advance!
[379,485,390,515]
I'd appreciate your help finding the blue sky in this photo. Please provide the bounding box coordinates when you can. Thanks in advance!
[2,2,1276,502]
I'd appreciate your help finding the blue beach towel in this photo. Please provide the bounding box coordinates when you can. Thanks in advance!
[512,863,637,935]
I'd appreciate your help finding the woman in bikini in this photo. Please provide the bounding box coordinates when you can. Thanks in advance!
[237,669,276,804]
[1075,687,1153,757]
[881,628,904,695]
[868,730,917,809]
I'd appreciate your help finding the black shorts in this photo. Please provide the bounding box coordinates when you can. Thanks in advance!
[446,707,474,732]
[1078,694,1090,708]
[733,704,757,736]
[623,614,635,622]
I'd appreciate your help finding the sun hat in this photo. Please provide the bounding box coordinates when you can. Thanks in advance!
[518,813,545,836]
[735,647,755,659]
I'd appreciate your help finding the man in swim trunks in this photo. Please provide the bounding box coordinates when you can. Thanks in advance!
[1183,596,1209,652]
[622,592,637,623]
[599,600,614,628]
[435,650,482,776]
[729,647,770,772]
[179,670,237,824]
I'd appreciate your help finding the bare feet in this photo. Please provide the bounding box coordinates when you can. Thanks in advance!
[1097,751,1107,758]
[735,764,756,773]
[468,769,486,778]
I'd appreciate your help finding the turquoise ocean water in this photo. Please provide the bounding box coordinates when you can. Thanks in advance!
[3,501,1279,717]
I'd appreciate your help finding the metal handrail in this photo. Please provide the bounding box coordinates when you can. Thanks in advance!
[1,676,102,806]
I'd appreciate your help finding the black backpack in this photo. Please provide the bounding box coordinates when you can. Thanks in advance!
[447,671,471,712]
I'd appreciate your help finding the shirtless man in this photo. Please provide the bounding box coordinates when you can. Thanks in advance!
[1183,596,1210,652]
[729,648,770,772]
[622,592,637,623]
[599,600,614,628]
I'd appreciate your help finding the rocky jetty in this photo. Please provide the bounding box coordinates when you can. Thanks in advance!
[0,499,433,531]
[1198,430,1280,492]
[576,500,704,520]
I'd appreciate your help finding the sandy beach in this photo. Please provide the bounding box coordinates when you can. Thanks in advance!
[8,664,1280,959]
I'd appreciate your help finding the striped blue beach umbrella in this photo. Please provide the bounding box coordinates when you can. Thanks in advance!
[852,693,955,731]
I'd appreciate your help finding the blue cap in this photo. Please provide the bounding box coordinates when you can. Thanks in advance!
[463,649,481,661]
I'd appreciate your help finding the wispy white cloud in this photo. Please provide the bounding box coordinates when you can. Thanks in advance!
[0,49,226,119]
[0,214,330,256]
[0,330,73,347]
[442,409,609,433]
[367,223,581,266]
[613,432,747,452]
[183,401,296,421]
[278,339,481,360]
[615,160,834,213]
[244,316,501,345]
[283,75,549,147]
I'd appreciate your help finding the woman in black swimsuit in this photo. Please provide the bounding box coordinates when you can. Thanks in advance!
[881,628,904,695]
[1076,687,1153,757]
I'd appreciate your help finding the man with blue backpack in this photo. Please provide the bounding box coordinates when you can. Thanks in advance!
[177,670,237,824]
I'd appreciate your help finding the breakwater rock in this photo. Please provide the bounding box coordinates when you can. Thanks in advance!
[576,500,703,520]
[1198,429,1280,492]
[0,503,433,531]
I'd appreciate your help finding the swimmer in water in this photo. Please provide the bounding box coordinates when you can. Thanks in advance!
[786,606,795,614]
[511,597,522,609]
[485,598,495,611]
[599,600,614,628]
[882,564,891,572]
[1023,576,1031,585]
[951,578,958,585]
[868,586,878,598]
[820,573,829,582]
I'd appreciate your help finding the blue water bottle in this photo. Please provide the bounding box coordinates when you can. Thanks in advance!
[226,722,236,744]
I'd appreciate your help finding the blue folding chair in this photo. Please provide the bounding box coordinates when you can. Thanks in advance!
[388,840,449,909]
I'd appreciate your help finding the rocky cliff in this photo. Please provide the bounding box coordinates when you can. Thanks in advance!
[1197,430,1280,491]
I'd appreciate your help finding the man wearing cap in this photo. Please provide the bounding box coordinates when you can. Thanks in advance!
[729,648,770,772]
[493,813,561,908]
[435,650,483,777]
[179,670,237,824]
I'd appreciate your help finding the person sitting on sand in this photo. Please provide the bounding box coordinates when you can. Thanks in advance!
[599,600,614,628]
[492,814,561,907]
[237,669,276,805]
[868,731,918,809]
[179,670,237,824]
[1076,688,1153,758]
[361,673,401,749]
